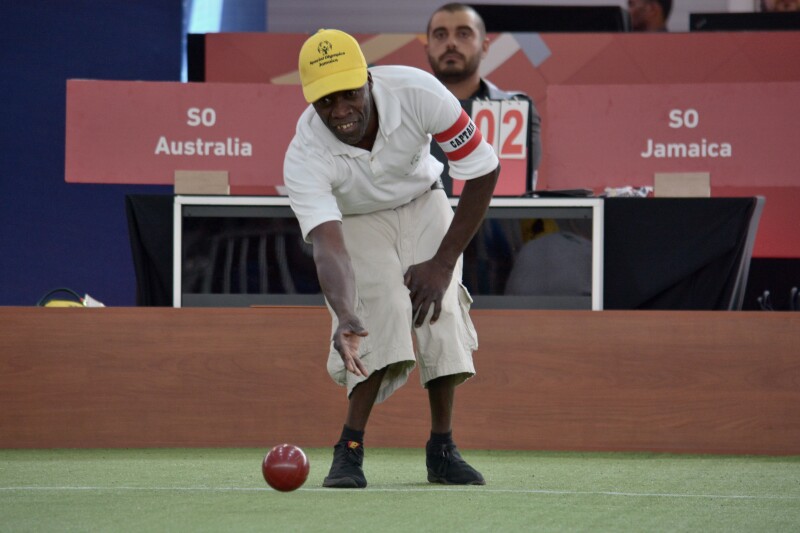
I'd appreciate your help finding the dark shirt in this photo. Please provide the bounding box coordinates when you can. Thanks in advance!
[431,78,542,194]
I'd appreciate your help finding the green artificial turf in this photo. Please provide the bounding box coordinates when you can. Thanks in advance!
[1,448,799,532]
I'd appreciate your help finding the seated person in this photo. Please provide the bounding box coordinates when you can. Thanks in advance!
[628,0,672,32]
[505,219,593,297]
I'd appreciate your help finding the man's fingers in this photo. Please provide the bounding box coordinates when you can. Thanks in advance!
[413,300,431,328]
[338,329,369,377]
[344,353,368,377]
[352,356,369,377]
[430,299,442,325]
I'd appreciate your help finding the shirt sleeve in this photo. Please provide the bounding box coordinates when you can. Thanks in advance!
[419,73,499,181]
[283,129,342,242]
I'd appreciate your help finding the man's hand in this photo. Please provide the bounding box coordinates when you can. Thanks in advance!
[333,318,369,377]
[404,168,499,328]
[404,257,454,328]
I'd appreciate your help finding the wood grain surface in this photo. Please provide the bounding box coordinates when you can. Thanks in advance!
[1,307,798,454]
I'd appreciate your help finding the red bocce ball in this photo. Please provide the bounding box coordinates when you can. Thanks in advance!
[262,444,310,492]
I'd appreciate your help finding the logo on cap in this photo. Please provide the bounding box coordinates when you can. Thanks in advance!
[317,40,333,56]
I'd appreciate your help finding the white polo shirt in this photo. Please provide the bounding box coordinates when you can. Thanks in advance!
[283,65,498,240]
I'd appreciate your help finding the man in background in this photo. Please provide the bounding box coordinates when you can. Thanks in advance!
[425,3,541,192]
[762,0,800,11]
[628,0,672,32]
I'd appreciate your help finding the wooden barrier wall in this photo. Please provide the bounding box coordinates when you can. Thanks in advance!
[1,307,798,455]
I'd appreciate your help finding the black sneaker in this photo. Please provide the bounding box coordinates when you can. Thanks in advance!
[426,441,485,485]
[322,440,367,488]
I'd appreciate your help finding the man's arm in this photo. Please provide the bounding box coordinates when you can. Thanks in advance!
[403,165,500,327]
[309,220,369,377]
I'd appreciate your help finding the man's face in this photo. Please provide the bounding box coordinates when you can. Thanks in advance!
[425,9,488,84]
[312,79,374,147]
[628,0,653,31]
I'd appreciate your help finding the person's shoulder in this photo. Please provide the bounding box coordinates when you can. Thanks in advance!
[371,65,438,83]
[371,65,448,99]
[481,77,531,101]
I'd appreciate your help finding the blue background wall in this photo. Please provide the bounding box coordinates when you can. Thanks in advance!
[1,0,181,306]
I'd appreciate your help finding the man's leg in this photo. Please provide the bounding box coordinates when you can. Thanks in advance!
[425,374,485,485]
[428,374,455,434]
[323,367,387,489]
[345,366,388,430]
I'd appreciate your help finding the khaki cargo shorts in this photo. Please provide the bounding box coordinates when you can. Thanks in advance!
[325,189,478,403]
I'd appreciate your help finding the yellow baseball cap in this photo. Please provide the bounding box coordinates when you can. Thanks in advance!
[298,29,368,103]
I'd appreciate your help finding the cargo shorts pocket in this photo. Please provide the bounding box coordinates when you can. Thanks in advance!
[457,282,478,352]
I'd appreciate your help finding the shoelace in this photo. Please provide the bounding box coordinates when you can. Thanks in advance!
[334,443,363,465]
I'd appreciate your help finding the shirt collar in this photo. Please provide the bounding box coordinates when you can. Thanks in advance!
[467,79,491,100]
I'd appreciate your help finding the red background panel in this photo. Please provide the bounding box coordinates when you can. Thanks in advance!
[65,80,307,194]
[542,82,800,189]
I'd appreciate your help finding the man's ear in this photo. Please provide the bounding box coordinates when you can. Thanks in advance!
[480,36,489,60]
[367,71,373,90]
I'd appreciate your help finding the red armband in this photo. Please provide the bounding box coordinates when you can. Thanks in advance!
[432,109,483,162]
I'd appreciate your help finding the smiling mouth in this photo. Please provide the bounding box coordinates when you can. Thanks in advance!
[335,121,357,132]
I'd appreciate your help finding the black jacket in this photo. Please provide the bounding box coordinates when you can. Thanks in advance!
[431,78,542,194]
